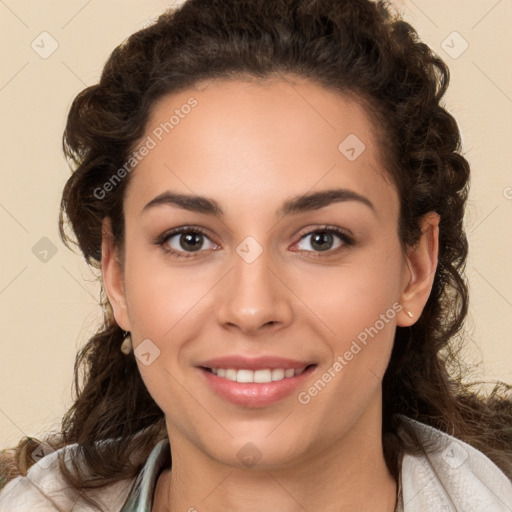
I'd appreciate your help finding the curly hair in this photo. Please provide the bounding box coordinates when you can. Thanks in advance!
[2,0,511,505]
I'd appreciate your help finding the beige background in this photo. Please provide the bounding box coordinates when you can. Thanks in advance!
[0,0,511,450]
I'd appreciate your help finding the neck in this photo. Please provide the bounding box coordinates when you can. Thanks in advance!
[154,398,397,512]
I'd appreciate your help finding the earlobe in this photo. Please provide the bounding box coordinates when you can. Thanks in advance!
[397,211,440,327]
[101,217,131,332]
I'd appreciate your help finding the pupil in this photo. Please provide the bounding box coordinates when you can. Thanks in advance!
[180,232,203,251]
[311,232,333,251]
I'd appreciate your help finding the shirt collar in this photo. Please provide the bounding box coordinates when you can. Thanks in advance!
[120,438,170,511]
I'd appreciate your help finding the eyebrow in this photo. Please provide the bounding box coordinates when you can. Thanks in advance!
[141,188,375,217]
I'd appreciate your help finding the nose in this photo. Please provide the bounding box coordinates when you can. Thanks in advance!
[216,247,293,335]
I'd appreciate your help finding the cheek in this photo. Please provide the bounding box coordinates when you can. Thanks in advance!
[293,284,400,431]
[121,247,218,397]
[292,242,403,344]
[123,246,217,338]
[124,261,205,417]
[291,241,403,414]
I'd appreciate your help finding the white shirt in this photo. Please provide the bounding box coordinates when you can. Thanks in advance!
[1,416,511,511]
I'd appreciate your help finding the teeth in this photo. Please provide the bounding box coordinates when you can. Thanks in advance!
[208,367,307,383]
[225,369,237,381]
[254,369,272,383]
[271,368,284,381]
[237,369,254,383]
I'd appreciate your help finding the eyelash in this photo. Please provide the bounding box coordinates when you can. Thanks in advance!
[155,225,355,259]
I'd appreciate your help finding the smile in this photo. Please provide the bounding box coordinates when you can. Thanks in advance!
[205,367,308,383]
[198,362,317,407]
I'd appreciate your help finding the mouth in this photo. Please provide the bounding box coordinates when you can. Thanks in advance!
[197,359,318,407]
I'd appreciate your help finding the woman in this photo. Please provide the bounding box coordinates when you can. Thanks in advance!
[1,0,511,510]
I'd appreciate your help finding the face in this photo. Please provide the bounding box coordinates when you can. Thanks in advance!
[103,76,435,470]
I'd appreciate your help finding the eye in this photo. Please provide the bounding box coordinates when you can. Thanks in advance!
[157,227,218,257]
[294,227,354,253]
[156,225,353,258]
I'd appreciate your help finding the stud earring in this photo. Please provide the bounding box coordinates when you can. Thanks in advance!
[120,332,133,354]
[403,307,414,319]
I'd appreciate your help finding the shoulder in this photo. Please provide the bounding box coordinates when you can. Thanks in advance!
[399,415,512,511]
[0,443,134,511]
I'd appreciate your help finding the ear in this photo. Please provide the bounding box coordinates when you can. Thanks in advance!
[397,211,440,327]
[101,217,131,332]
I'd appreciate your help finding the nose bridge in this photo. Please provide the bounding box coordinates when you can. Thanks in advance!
[216,239,292,333]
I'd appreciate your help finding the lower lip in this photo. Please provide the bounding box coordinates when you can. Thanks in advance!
[199,366,316,407]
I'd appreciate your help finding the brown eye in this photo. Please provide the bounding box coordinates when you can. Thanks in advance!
[177,232,204,251]
[162,229,217,254]
[295,228,353,253]
[309,232,335,251]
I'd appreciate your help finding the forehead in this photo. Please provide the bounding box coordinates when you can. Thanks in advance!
[124,76,397,220]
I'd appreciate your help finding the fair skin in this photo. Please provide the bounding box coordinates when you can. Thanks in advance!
[102,76,439,512]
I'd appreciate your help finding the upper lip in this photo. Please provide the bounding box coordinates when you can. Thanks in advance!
[198,356,315,371]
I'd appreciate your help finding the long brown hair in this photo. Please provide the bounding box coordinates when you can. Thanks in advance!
[2,0,511,505]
